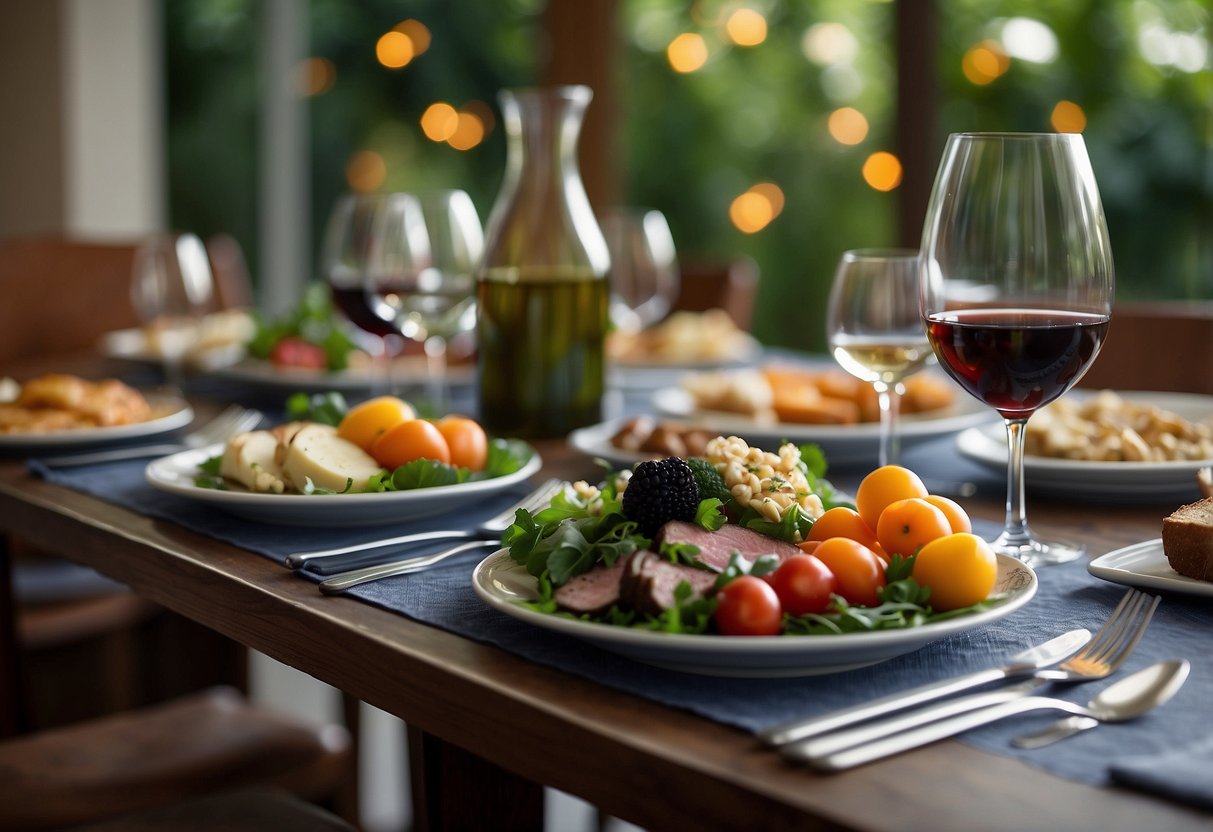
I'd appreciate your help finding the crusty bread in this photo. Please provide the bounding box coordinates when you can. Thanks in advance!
[1161,497,1213,581]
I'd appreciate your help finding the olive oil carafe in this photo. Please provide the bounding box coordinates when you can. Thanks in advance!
[476,86,610,439]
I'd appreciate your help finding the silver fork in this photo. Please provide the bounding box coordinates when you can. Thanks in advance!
[39,404,262,467]
[780,587,1160,764]
[285,477,565,570]
[315,478,567,594]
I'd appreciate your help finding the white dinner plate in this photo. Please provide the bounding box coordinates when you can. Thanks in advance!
[210,356,475,394]
[955,391,1213,503]
[652,388,996,468]
[472,549,1037,678]
[145,442,542,527]
[1088,539,1213,598]
[0,395,194,452]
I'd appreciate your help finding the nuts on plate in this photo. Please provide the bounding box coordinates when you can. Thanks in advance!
[1025,390,1213,462]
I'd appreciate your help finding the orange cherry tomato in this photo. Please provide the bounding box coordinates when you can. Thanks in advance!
[855,465,929,529]
[923,494,973,534]
[337,396,416,453]
[875,497,953,559]
[912,532,997,611]
[436,415,488,471]
[811,537,886,607]
[370,418,451,469]
[806,506,886,558]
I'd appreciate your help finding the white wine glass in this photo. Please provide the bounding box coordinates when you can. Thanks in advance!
[600,208,679,332]
[416,189,483,413]
[921,132,1114,566]
[130,232,215,394]
[827,249,930,468]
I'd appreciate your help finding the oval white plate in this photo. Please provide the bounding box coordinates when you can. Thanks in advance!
[211,356,474,394]
[1088,539,1213,598]
[955,391,1213,503]
[652,388,996,468]
[146,443,542,527]
[472,549,1036,678]
[0,395,194,452]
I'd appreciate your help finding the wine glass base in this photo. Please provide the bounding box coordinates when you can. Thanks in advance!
[991,534,1086,568]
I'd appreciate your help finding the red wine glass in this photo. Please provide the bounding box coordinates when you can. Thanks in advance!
[920,132,1115,566]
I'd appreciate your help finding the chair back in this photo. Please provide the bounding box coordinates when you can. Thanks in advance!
[1079,302,1213,395]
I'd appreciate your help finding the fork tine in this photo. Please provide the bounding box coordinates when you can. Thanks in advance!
[1089,592,1160,671]
[1069,588,1140,660]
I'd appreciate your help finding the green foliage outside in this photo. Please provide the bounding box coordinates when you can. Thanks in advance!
[165,0,1211,353]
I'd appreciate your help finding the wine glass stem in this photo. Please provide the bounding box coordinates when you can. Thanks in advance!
[874,381,903,467]
[1001,417,1032,547]
[424,335,448,415]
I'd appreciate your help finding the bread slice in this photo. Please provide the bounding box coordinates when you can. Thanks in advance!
[1161,497,1213,581]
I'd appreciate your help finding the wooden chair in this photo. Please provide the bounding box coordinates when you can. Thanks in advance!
[70,788,356,832]
[1077,301,1213,395]
[0,688,353,831]
[0,235,359,826]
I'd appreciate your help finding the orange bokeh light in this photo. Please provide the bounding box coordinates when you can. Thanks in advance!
[376,31,414,69]
[346,150,387,192]
[962,40,1010,85]
[726,9,767,47]
[447,112,486,150]
[862,152,903,192]
[394,19,431,56]
[295,57,335,96]
[827,107,869,145]
[668,33,709,73]
[420,103,459,142]
[1050,100,1087,133]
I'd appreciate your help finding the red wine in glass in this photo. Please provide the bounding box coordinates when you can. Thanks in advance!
[926,308,1109,420]
[329,284,397,339]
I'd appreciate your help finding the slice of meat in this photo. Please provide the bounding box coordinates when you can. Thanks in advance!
[553,558,628,616]
[657,520,801,571]
[618,550,718,617]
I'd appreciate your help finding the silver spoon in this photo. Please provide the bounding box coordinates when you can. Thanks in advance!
[1013,658,1192,749]
[805,659,1191,771]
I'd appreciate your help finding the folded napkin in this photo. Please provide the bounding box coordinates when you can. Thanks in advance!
[1109,736,1213,811]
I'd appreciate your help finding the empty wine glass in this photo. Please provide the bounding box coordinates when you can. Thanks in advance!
[921,132,1114,566]
[130,232,215,393]
[415,189,483,412]
[600,208,679,332]
[827,249,931,467]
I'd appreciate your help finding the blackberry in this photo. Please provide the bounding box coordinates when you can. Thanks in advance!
[623,457,700,536]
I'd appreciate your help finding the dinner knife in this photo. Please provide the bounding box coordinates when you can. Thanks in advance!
[757,628,1090,747]
[318,539,498,595]
[286,530,475,569]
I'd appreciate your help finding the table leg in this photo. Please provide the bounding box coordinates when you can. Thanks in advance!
[407,724,543,831]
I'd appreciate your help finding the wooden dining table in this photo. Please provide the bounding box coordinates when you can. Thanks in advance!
[1,352,1210,832]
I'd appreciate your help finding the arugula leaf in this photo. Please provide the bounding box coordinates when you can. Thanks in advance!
[483,438,533,477]
[391,459,471,490]
[194,454,228,490]
[741,503,814,543]
[694,497,727,531]
[285,391,349,426]
[658,540,702,565]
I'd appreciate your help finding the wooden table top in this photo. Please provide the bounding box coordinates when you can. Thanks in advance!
[0,367,1209,831]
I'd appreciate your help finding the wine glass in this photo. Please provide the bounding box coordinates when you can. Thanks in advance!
[600,208,679,332]
[827,249,930,468]
[130,232,215,393]
[321,194,402,391]
[414,189,483,413]
[920,132,1114,566]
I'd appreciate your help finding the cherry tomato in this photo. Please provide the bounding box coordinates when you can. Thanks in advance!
[714,576,782,636]
[269,337,328,369]
[811,537,886,607]
[765,554,837,616]
[436,415,488,471]
[912,532,997,611]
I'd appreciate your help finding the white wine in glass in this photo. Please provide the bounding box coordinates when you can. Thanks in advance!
[920,132,1114,567]
[827,249,929,467]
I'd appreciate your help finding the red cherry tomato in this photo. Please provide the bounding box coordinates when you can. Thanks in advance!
[765,554,837,616]
[811,537,887,607]
[269,337,328,369]
[714,576,782,636]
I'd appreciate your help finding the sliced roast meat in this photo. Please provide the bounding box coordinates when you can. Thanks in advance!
[619,550,718,617]
[553,558,628,616]
[657,520,802,571]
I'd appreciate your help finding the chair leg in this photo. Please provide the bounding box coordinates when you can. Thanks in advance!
[0,534,28,737]
[335,691,362,828]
